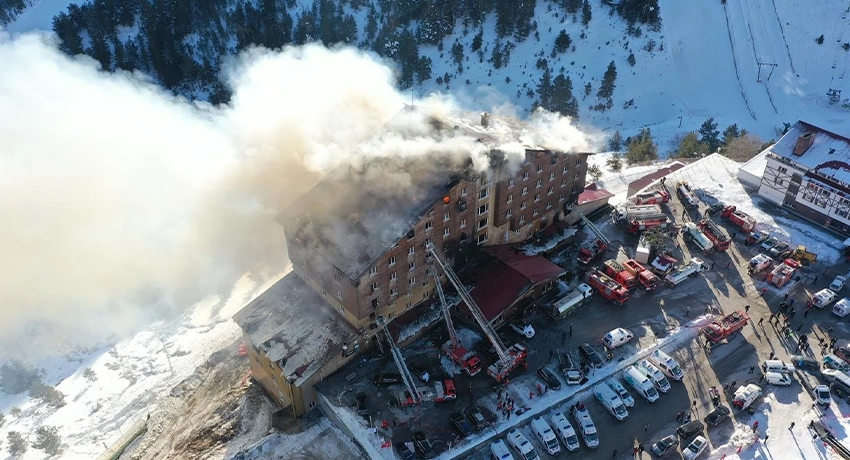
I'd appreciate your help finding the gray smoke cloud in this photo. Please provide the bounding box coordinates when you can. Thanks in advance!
[0,30,596,359]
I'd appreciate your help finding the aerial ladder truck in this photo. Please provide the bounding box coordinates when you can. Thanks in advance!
[427,244,528,382]
[433,271,483,376]
[577,211,612,265]
[376,316,421,406]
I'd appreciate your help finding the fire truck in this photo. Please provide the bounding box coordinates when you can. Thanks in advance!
[698,218,731,251]
[603,259,637,290]
[613,205,671,234]
[428,245,527,382]
[632,190,670,206]
[676,181,700,208]
[578,211,611,265]
[625,216,671,234]
[765,259,799,288]
[720,205,756,233]
[397,379,457,407]
[683,222,714,253]
[702,310,750,343]
[433,272,482,376]
[586,268,630,305]
[622,259,658,291]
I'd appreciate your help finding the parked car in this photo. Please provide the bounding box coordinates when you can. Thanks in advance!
[703,405,730,426]
[650,435,679,456]
[374,373,402,385]
[394,442,416,460]
[815,385,832,406]
[790,355,820,372]
[412,431,436,459]
[746,231,769,246]
[769,241,792,258]
[537,367,562,391]
[677,420,705,439]
[449,412,472,437]
[682,435,708,460]
[760,237,780,252]
[578,343,605,368]
[409,363,431,383]
[831,275,848,292]
[706,202,726,215]
[465,406,488,431]
[355,393,368,416]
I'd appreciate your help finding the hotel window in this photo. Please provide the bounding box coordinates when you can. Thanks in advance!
[560,193,566,201]
[461,187,467,195]
[507,194,513,203]
[478,217,488,230]
[506,209,513,218]
[390,271,397,281]
[550,172,556,180]
[369,267,377,276]
[408,277,416,285]
[520,201,527,210]
[522,186,528,196]
[443,228,450,237]
[508,179,515,188]
[563,165,568,173]
[408,246,415,255]
[548,186,554,195]
[390,287,398,296]
[576,158,582,166]
[318,274,324,283]
[428,209,434,217]
[533,208,539,216]
[536,179,542,188]
[534,193,540,202]
[460,219,467,228]
[574,173,580,180]
[335,274,341,284]
[523,171,529,180]
[409,262,416,271]
[561,179,567,188]
[519,215,526,224]
[479,187,489,199]
[425,221,433,231]
[444,212,450,221]
[546,200,552,209]
[371,282,379,291]
[477,233,488,244]
[388,256,396,266]
[478,204,489,215]
[337,290,341,299]
[537,165,543,173]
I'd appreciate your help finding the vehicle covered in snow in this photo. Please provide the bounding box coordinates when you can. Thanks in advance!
[683,222,714,253]
[664,257,709,287]
[637,359,672,393]
[811,288,838,309]
[682,435,708,460]
[607,380,635,407]
[747,253,773,274]
[623,365,659,402]
[648,349,684,380]
[550,412,580,452]
[650,253,678,275]
[760,236,780,253]
[732,384,762,410]
[593,382,629,420]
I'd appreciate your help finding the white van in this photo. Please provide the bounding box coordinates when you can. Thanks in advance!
[506,429,538,460]
[490,439,515,460]
[835,298,850,317]
[530,417,560,455]
[638,359,672,393]
[593,382,628,420]
[550,412,580,452]
[823,354,850,372]
[577,282,593,299]
[765,371,792,386]
[607,379,635,407]
[812,289,838,308]
[603,327,634,349]
[570,402,599,448]
[649,349,684,380]
[762,359,794,374]
[623,365,659,402]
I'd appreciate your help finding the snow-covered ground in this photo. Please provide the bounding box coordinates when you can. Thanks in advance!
[1,0,78,33]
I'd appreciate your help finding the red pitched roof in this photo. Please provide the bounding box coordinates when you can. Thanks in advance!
[576,183,614,206]
[465,247,566,321]
[627,163,686,193]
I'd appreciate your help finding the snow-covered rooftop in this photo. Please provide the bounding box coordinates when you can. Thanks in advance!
[738,148,769,178]
[232,273,358,385]
[772,121,850,184]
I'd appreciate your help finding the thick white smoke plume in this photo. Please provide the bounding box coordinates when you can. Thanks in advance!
[0,30,595,359]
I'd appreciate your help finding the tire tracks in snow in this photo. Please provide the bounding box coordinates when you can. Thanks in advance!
[722,3,758,121]
[741,0,779,114]
[768,0,796,74]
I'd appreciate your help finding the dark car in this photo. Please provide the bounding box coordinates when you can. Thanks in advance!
[790,355,820,372]
[394,442,416,460]
[537,367,562,391]
[650,435,679,456]
[706,202,726,215]
[374,373,402,385]
[412,431,436,459]
[677,420,705,439]
[355,393,368,417]
[409,364,431,383]
[746,231,769,246]
[465,406,488,431]
[578,343,605,368]
[449,411,473,437]
[703,405,730,426]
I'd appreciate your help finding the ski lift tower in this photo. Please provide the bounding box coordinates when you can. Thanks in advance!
[426,244,527,382]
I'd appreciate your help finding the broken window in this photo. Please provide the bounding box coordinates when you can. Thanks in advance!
[479,187,489,200]
[409,262,416,271]
[371,282,379,291]
[425,221,433,230]
[407,229,414,239]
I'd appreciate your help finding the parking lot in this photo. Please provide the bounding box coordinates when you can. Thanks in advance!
[317,183,850,459]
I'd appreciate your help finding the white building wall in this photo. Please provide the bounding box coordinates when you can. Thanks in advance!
[757,155,806,206]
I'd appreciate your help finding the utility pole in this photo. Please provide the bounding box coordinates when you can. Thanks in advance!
[157,335,174,376]
[756,62,778,82]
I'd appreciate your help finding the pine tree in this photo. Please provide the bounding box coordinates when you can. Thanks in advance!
[32,426,62,455]
[554,30,571,54]
[675,132,708,158]
[566,0,582,14]
[698,117,721,152]
[722,123,741,145]
[587,164,603,181]
[608,130,623,151]
[606,154,623,172]
[581,0,592,26]
[8,431,26,456]
[550,73,579,119]
[597,61,618,99]
[537,66,553,109]
[625,129,658,164]
[471,29,483,52]
[627,53,636,66]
